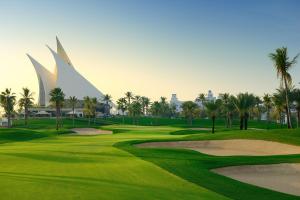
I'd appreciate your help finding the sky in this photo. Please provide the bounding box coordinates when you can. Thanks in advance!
[0,0,300,103]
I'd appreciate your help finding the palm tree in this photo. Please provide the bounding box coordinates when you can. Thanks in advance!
[141,96,150,115]
[91,97,98,124]
[272,90,286,127]
[263,94,272,129]
[232,93,255,130]
[181,101,199,125]
[0,89,16,128]
[18,88,34,125]
[219,93,230,128]
[49,88,65,130]
[196,93,206,104]
[103,94,112,117]
[128,100,142,125]
[125,91,133,105]
[292,89,300,128]
[205,100,221,133]
[69,96,77,127]
[269,47,299,128]
[117,97,127,123]
[150,101,160,125]
[83,96,92,126]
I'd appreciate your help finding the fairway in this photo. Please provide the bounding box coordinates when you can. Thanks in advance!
[1,119,300,199]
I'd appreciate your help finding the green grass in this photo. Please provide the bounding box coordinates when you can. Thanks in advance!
[0,118,300,199]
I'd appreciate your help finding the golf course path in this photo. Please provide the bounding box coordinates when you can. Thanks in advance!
[212,163,300,196]
[71,128,113,135]
[137,139,300,156]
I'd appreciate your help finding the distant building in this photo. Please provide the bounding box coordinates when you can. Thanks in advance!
[170,94,182,112]
[206,90,216,102]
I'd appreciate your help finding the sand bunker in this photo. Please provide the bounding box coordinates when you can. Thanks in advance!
[189,128,211,131]
[213,163,300,196]
[137,139,300,156]
[71,128,112,135]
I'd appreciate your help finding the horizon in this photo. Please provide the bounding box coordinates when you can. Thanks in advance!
[1,0,300,103]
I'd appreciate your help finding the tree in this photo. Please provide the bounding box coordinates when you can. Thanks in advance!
[195,93,206,104]
[269,47,299,128]
[292,89,300,128]
[272,89,286,127]
[49,88,65,130]
[117,97,127,123]
[141,96,150,115]
[232,93,255,130]
[181,101,199,125]
[159,97,170,117]
[205,100,221,133]
[83,96,93,126]
[150,101,161,125]
[125,91,133,105]
[128,100,142,125]
[69,96,77,127]
[0,89,16,128]
[263,94,272,129]
[91,97,98,124]
[219,93,231,128]
[103,94,112,117]
[18,87,34,125]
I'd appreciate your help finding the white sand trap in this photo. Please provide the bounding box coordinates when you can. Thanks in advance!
[71,128,112,135]
[137,139,300,156]
[213,163,300,196]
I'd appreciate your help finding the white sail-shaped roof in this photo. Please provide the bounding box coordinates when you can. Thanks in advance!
[28,37,105,106]
[56,36,73,68]
[27,54,56,106]
[47,46,104,100]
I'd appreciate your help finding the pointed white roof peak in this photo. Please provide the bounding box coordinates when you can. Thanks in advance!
[56,36,73,67]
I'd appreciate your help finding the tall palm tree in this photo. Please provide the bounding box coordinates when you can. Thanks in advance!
[263,94,272,129]
[205,100,221,133]
[269,47,299,128]
[181,101,199,125]
[117,97,127,123]
[232,93,255,130]
[125,91,133,105]
[0,89,16,128]
[49,88,65,130]
[103,94,112,117]
[69,96,77,127]
[83,96,92,126]
[150,101,160,125]
[18,88,34,126]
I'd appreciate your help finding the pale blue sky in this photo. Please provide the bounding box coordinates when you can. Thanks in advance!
[0,0,299,102]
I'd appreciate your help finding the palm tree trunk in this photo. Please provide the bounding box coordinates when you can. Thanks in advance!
[240,115,244,130]
[297,110,300,128]
[212,116,215,133]
[283,77,292,128]
[72,107,75,128]
[244,113,248,130]
[25,107,28,125]
[56,106,59,131]
[7,112,11,128]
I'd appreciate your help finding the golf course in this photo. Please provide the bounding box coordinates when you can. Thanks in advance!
[0,118,299,200]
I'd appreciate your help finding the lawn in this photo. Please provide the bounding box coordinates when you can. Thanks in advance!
[0,118,299,199]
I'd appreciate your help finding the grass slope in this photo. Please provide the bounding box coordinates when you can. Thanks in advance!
[0,119,227,200]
